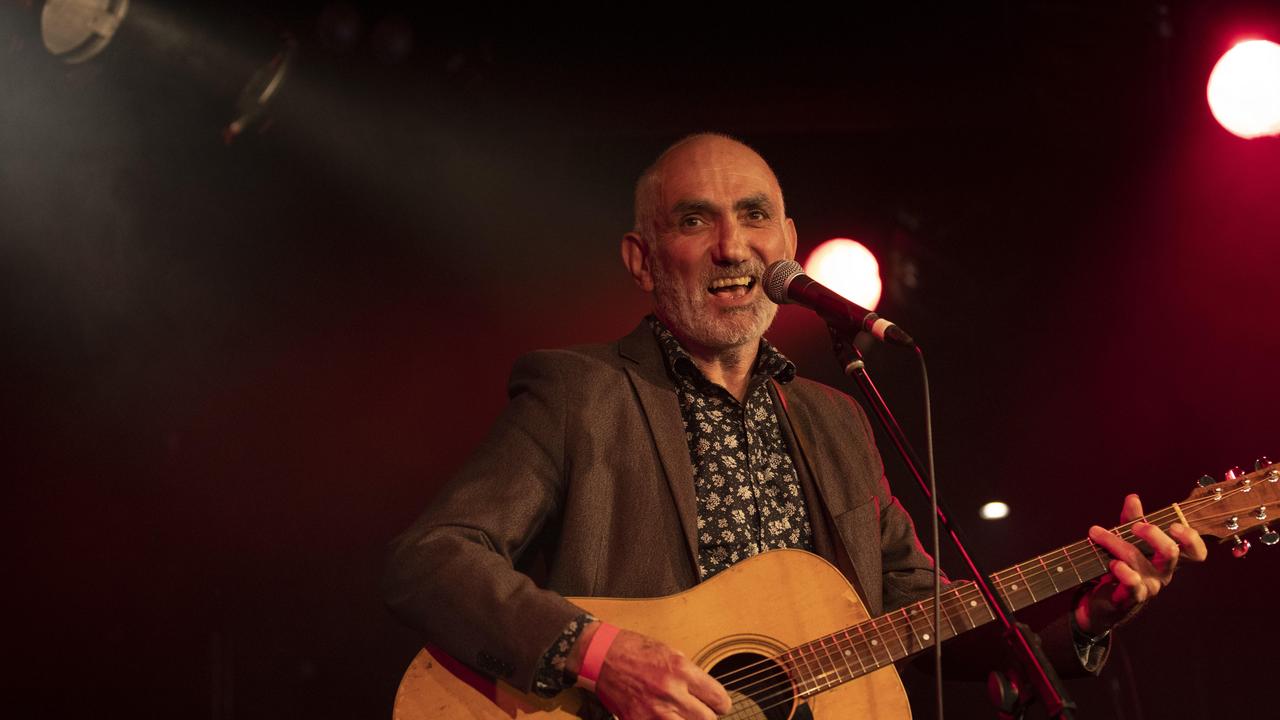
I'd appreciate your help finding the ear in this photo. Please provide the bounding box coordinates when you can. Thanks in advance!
[621,232,655,292]
[784,217,798,260]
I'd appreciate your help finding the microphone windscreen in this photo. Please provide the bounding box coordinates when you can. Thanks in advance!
[763,259,806,305]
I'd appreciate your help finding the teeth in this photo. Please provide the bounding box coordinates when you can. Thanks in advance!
[709,276,752,289]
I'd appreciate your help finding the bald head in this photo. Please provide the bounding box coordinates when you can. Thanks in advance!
[632,133,786,244]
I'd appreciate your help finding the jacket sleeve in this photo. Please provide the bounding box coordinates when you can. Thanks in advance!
[382,350,585,693]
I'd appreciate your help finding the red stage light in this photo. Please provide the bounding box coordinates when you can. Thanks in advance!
[1207,39,1280,139]
[803,238,882,311]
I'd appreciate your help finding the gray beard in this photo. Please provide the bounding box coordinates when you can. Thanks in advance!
[649,260,777,356]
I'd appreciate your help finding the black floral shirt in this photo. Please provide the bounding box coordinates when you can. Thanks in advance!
[648,316,815,579]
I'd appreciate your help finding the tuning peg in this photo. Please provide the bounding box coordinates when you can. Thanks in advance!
[1256,507,1269,521]
[1257,457,1280,483]
[1227,516,1240,531]
[1197,474,1216,488]
[1261,525,1280,547]
[1233,466,1254,491]
[1233,535,1251,558]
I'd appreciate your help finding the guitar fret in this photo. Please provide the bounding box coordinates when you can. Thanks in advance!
[866,616,897,667]
[1016,561,1039,604]
[937,591,959,640]
[801,640,827,695]
[997,564,1031,611]
[844,625,875,676]
[884,612,912,659]
[903,605,932,653]
[899,607,920,656]
[953,585,991,631]
[778,650,802,695]
[1086,540,1111,578]
[838,628,868,678]
[830,631,854,687]
[809,635,829,693]
[943,589,966,633]
[1060,544,1086,585]
[824,630,844,686]
[1036,553,1062,595]
[832,624,878,686]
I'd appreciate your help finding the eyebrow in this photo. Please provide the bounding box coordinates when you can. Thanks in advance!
[734,193,774,213]
[669,193,776,216]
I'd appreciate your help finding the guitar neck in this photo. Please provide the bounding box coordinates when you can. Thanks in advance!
[779,501,1185,697]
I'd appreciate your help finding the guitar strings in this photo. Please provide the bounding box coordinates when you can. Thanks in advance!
[708,501,1184,693]
[718,582,997,716]
[696,485,1261,711]
[711,521,1149,703]
[719,486,1264,720]
[715,534,1130,709]
[721,497,1198,702]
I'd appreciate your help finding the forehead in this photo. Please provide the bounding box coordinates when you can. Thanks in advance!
[653,140,783,213]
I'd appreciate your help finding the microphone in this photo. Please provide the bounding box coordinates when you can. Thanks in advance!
[763,259,916,348]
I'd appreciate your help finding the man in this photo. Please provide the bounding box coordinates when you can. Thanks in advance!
[384,133,1205,719]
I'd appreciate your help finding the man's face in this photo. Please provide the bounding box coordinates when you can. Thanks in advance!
[628,138,797,355]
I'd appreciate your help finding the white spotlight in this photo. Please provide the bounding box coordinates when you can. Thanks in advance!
[979,502,1010,520]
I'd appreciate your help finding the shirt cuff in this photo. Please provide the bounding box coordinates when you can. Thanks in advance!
[532,612,597,697]
[1070,610,1112,674]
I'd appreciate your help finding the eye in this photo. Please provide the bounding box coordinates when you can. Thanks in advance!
[680,215,707,228]
[745,209,769,222]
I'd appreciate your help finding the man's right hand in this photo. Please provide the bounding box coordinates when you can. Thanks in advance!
[570,622,733,720]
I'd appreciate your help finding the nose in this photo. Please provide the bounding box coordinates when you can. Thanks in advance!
[712,220,750,266]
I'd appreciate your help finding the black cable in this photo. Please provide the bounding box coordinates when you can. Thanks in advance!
[915,345,944,720]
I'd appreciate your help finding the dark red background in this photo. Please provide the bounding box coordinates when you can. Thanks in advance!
[3,3,1277,718]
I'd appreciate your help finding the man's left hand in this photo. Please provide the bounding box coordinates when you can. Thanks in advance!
[1076,493,1207,635]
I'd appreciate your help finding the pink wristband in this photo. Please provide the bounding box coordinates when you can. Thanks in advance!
[575,622,620,691]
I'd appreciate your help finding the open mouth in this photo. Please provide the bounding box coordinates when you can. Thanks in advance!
[707,275,756,298]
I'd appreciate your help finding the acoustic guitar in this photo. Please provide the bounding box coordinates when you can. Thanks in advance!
[394,461,1277,720]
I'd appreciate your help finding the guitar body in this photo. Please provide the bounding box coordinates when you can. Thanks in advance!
[394,549,910,720]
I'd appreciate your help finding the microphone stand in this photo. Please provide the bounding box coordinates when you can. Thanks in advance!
[827,325,1077,720]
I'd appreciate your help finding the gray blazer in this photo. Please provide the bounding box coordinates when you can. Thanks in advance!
[383,320,949,693]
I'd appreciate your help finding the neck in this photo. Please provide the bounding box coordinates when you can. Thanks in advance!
[691,348,757,402]
[658,317,760,402]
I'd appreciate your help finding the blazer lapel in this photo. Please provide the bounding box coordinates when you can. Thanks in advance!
[618,323,702,578]
[773,379,877,607]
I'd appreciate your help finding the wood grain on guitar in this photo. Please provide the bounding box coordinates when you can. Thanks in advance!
[394,460,1278,720]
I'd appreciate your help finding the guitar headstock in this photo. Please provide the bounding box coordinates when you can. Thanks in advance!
[1180,458,1280,557]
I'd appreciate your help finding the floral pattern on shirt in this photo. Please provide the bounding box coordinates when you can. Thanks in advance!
[648,316,814,580]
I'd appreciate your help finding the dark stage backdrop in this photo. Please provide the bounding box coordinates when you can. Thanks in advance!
[3,3,1278,718]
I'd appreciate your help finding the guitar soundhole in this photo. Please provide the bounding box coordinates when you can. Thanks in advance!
[709,652,807,720]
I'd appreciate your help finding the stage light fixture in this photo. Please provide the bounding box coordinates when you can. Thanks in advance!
[803,238,883,311]
[1207,39,1280,139]
[224,34,296,144]
[979,502,1010,521]
[41,0,129,64]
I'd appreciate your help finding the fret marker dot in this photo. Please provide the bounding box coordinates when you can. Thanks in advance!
[871,640,879,646]
[969,601,978,607]
[844,650,851,657]
[1056,566,1064,573]
[922,633,931,641]
[1011,584,1019,591]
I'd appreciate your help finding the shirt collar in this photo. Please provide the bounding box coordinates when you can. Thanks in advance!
[646,314,797,385]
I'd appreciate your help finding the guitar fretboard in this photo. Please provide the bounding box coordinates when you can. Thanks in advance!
[777,502,1181,697]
